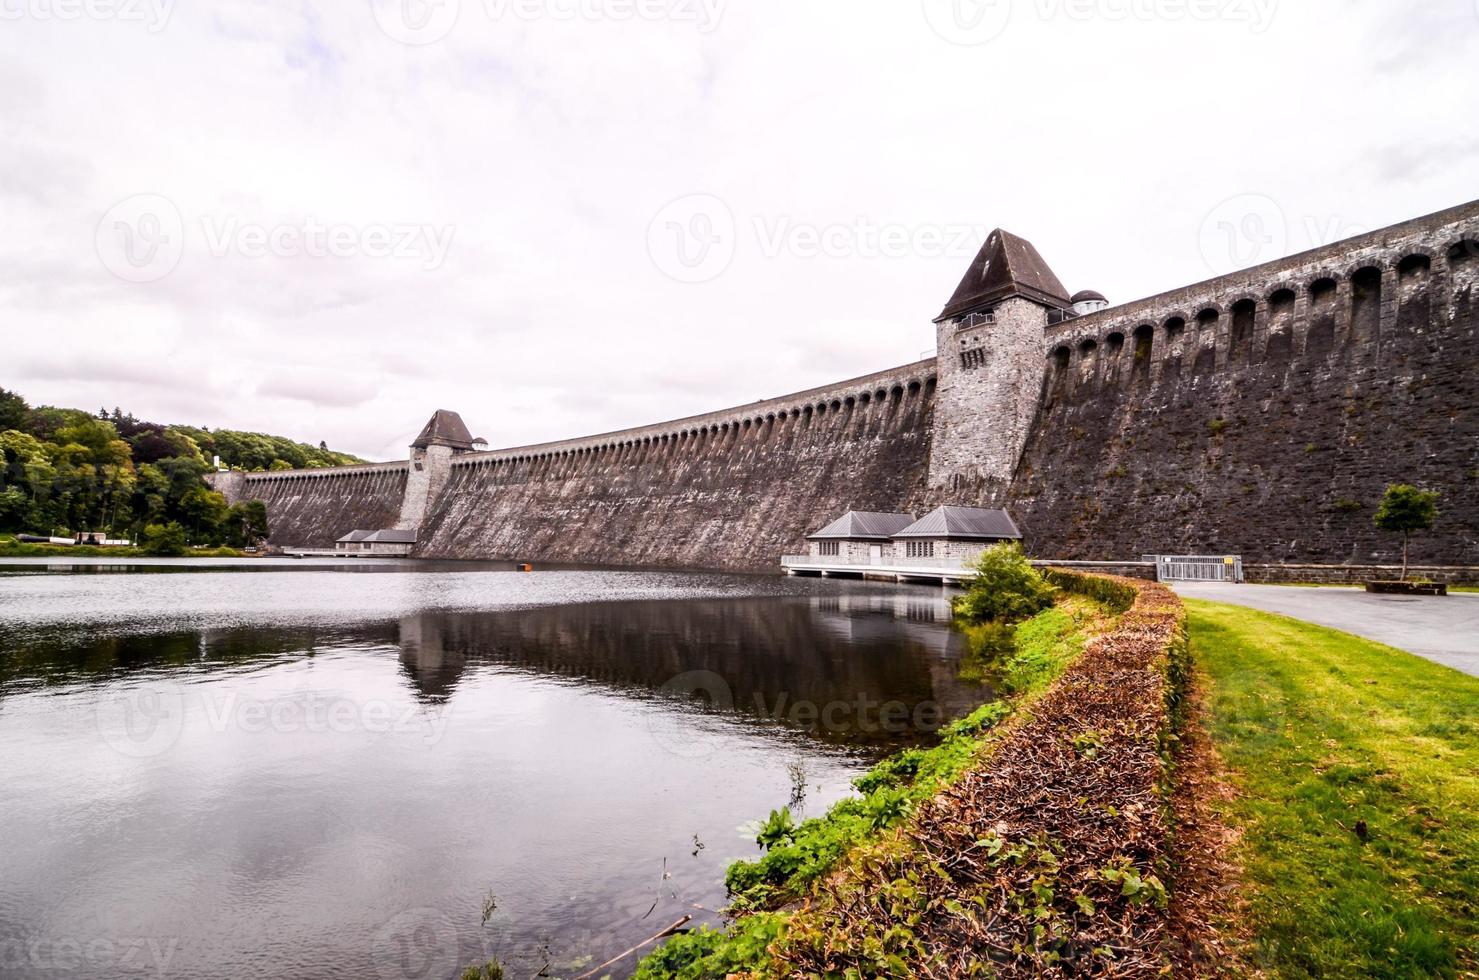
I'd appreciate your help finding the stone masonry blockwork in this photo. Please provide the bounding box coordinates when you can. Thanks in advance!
[215,200,1479,570]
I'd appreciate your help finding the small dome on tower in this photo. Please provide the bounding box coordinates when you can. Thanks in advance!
[1070,289,1109,316]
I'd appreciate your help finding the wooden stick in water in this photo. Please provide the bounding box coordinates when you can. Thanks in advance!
[570,915,693,980]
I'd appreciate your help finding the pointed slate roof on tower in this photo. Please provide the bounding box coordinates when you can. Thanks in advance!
[412,409,476,450]
[937,229,1072,321]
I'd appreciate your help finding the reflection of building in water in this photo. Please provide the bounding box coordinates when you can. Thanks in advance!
[387,593,992,749]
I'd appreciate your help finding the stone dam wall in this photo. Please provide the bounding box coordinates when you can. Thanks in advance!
[217,463,409,548]
[996,205,1478,566]
[216,201,1477,571]
[414,363,936,568]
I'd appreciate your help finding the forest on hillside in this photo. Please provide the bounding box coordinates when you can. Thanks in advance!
[0,386,364,544]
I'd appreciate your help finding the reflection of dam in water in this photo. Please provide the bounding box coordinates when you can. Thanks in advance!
[395,593,988,746]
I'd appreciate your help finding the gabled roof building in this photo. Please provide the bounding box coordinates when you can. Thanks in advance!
[892,506,1021,561]
[806,510,916,561]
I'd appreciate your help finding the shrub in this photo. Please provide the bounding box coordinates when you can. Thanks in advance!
[951,543,1056,624]
[139,521,188,556]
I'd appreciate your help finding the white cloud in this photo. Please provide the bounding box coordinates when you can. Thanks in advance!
[1,0,1476,459]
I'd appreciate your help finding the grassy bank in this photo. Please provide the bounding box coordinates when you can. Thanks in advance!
[633,592,1109,978]
[0,535,244,558]
[1188,601,1479,977]
[633,572,1190,979]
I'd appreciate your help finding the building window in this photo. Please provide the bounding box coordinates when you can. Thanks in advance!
[959,348,986,370]
[905,541,935,558]
[819,541,840,556]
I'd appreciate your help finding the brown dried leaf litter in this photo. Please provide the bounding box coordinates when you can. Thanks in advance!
[769,578,1221,979]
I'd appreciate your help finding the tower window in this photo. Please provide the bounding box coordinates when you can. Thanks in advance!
[960,348,986,369]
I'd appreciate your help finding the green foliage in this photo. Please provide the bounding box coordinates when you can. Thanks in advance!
[140,522,189,556]
[1373,484,1441,578]
[0,388,28,432]
[1191,601,1479,976]
[458,959,504,980]
[174,424,362,472]
[951,543,1057,624]
[632,914,788,980]
[1042,567,1139,613]
[1207,417,1229,435]
[0,386,359,544]
[226,499,270,548]
[755,807,797,850]
[1373,484,1439,534]
[1099,858,1168,908]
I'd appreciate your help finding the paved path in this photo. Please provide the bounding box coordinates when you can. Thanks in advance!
[1172,582,1479,678]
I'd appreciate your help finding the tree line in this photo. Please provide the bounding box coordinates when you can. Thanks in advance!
[0,387,363,549]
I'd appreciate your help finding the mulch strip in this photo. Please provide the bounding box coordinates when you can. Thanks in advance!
[774,577,1200,978]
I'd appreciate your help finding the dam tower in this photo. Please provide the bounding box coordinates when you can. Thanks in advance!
[396,409,486,531]
[928,229,1072,500]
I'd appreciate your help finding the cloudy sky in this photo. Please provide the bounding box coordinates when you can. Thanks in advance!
[3,0,1476,460]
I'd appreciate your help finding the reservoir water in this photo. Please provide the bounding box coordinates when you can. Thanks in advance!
[0,560,989,979]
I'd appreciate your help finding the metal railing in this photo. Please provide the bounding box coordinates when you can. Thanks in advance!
[782,555,971,571]
[1154,555,1244,583]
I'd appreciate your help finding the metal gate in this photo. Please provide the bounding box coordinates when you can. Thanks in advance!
[1155,555,1244,583]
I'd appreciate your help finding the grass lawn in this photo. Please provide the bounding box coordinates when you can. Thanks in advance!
[1187,600,1479,978]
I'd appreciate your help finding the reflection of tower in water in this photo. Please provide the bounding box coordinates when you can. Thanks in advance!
[397,614,468,704]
